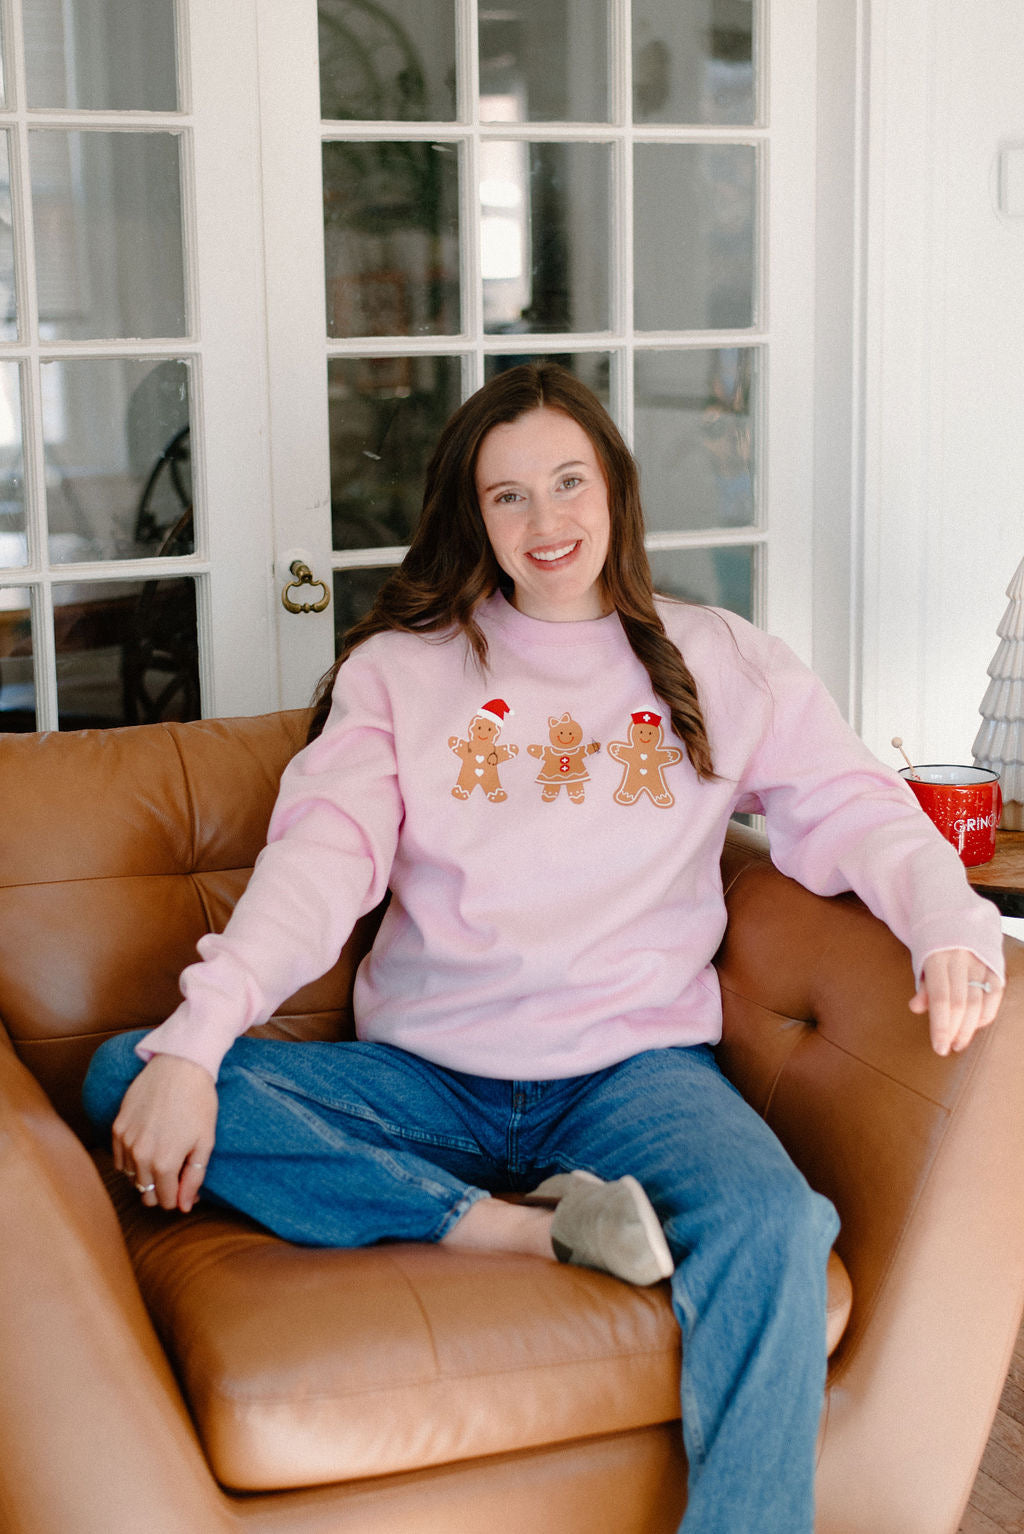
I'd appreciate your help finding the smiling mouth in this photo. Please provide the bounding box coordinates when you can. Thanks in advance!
[528,541,580,565]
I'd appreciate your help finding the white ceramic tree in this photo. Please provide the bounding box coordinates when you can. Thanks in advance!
[973,555,1024,830]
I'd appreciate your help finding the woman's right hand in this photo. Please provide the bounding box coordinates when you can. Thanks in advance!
[112,1053,219,1213]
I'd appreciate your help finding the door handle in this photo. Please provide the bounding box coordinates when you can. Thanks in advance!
[281,560,330,614]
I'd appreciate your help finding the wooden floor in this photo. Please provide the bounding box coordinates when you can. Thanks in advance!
[959,1318,1024,1532]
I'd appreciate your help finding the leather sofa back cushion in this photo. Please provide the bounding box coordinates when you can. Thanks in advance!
[0,713,372,1138]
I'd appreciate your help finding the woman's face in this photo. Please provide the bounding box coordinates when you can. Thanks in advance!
[474,406,612,622]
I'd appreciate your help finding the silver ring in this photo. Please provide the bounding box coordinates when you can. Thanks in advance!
[968,980,993,993]
[188,1161,206,1170]
[135,1182,156,1194]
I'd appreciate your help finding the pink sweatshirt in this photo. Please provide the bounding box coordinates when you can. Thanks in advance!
[139,595,1006,1081]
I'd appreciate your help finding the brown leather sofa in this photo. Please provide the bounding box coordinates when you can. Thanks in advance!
[2,709,1023,1534]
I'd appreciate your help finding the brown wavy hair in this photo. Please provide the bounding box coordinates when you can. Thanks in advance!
[307,363,715,779]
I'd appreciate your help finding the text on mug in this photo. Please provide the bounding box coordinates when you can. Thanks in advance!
[953,814,998,832]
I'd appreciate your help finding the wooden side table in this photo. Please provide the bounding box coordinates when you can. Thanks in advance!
[967,830,1024,918]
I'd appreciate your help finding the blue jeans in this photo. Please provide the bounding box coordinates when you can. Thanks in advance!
[84,1036,838,1534]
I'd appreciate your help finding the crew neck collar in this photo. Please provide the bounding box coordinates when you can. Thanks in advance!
[479,590,622,646]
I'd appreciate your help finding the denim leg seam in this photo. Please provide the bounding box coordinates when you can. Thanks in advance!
[671,1266,709,1472]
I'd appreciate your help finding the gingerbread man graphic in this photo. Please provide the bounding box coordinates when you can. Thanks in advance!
[527,712,600,803]
[608,710,683,808]
[449,698,518,802]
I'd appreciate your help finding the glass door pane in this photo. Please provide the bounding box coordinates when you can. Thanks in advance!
[24,0,179,111]
[323,139,461,338]
[53,573,198,728]
[0,584,33,728]
[632,0,757,125]
[30,130,187,340]
[318,0,456,122]
[0,362,25,567]
[41,359,192,563]
[0,133,16,340]
[649,545,755,620]
[0,0,204,732]
[634,348,758,534]
[479,1,610,123]
[633,143,757,331]
[481,142,612,335]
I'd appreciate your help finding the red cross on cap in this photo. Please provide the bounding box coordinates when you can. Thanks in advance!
[631,709,661,726]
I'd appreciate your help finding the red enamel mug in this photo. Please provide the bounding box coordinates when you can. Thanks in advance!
[899,765,1002,867]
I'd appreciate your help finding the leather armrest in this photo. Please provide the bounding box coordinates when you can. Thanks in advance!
[716,827,1024,1533]
[0,1024,233,1534]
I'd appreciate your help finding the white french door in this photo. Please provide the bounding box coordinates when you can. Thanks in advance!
[0,0,283,728]
[0,0,818,732]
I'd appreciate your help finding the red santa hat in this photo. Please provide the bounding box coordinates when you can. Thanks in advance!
[631,709,661,726]
[477,698,513,726]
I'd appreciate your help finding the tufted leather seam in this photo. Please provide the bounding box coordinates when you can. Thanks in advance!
[190,870,228,936]
[166,722,200,873]
[0,868,256,889]
[718,849,772,902]
[757,1019,813,1122]
[715,980,814,1028]
[195,1340,683,1407]
[382,1250,443,1378]
[714,980,811,1121]
[805,1027,968,1113]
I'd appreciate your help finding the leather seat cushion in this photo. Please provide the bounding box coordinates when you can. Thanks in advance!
[103,1163,682,1492]
[101,1161,852,1495]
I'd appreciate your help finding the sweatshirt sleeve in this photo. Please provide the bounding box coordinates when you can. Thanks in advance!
[733,630,1006,987]
[135,647,403,1079]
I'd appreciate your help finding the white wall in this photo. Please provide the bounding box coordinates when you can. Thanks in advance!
[812,0,862,723]
[857,0,1024,770]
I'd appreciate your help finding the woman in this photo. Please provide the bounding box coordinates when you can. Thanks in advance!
[85,363,1005,1533]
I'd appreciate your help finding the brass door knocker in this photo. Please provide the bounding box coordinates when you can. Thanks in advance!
[281,560,330,614]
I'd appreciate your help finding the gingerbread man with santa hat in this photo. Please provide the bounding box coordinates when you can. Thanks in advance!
[449,698,518,802]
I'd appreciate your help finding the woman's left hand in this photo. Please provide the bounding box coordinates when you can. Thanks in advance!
[910,949,1004,1056]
